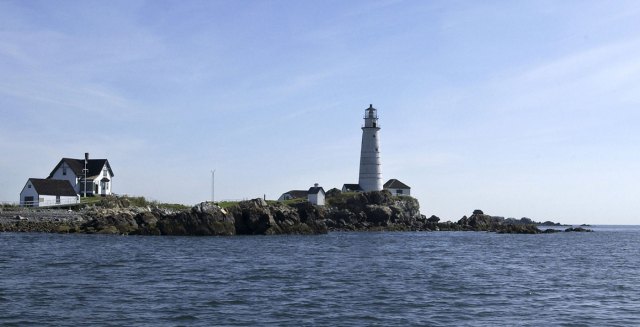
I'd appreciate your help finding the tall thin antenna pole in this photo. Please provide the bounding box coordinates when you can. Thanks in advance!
[83,158,88,198]
[211,169,216,202]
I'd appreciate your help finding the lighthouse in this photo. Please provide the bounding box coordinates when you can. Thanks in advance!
[358,104,382,191]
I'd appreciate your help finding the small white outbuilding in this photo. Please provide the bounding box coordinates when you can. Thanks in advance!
[383,179,411,196]
[307,183,325,206]
[19,178,80,207]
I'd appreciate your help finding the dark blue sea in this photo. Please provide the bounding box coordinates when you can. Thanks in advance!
[1,226,639,326]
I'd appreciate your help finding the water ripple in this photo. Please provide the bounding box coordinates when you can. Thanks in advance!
[0,227,638,325]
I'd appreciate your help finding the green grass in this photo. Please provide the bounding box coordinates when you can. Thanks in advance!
[82,195,190,211]
[1,203,19,211]
[123,196,149,207]
[216,199,303,208]
[80,196,102,205]
[325,191,359,207]
[151,201,190,211]
[217,201,240,209]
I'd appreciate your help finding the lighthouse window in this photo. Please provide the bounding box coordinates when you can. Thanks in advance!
[373,123,376,127]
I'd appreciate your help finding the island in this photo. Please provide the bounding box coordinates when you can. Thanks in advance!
[0,191,592,235]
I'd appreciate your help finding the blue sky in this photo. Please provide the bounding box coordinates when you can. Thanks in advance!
[1,0,639,224]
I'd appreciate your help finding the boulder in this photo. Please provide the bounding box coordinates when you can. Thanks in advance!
[364,205,393,225]
[565,227,593,232]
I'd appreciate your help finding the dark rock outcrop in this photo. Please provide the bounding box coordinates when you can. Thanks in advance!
[0,199,328,236]
[102,199,327,236]
[0,193,584,236]
[226,199,327,235]
[564,227,593,232]
[324,190,426,231]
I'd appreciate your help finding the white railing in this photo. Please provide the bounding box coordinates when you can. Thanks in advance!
[12,198,81,207]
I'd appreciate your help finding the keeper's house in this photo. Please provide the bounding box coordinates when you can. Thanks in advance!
[19,178,79,207]
[48,153,114,196]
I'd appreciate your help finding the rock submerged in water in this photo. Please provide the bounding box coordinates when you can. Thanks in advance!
[564,227,593,232]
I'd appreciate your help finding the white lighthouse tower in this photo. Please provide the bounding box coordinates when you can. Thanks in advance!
[358,104,382,191]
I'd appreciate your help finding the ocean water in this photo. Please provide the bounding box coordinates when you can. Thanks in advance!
[1,226,639,326]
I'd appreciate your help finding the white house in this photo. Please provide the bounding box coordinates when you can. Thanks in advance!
[20,178,79,207]
[383,179,411,196]
[307,183,325,206]
[48,153,114,196]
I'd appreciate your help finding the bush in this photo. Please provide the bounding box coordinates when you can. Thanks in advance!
[326,188,342,198]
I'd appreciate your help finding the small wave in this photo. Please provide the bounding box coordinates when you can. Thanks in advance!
[169,314,199,321]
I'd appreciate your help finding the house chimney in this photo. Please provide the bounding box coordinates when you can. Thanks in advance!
[314,183,319,187]
[85,152,89,161]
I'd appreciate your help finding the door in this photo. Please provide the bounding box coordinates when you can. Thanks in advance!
[24,196,34,207]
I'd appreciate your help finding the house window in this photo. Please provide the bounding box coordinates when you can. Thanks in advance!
[397,189,403,195]
[103,168,108,177]
[28,184,31,188]
[63,166,67,175]
[56,196,60,204]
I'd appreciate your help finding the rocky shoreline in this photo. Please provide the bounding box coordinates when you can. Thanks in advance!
[0,191,591,235]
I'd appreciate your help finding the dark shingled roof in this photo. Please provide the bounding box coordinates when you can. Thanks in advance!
[28,178,77,196]
[342,184,362,192]
[283,190,308,199]
[383,179,410,189]
[48,158,114,179]
[308,186,325,195]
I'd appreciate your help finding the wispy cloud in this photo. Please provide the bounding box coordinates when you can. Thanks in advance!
[0,78,137,116]
[514,38,640,96]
